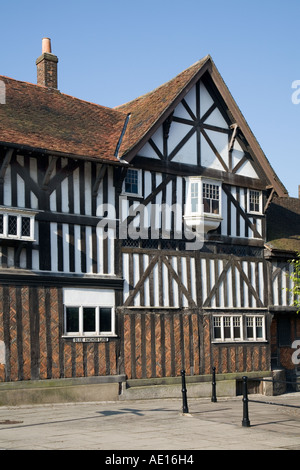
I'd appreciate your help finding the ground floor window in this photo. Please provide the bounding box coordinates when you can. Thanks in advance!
[63,288,115,337]
[213,314,266,342]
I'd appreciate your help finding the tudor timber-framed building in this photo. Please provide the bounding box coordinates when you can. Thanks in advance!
[0,38,299,399]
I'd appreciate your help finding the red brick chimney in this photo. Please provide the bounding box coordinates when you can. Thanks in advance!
[36,38,58,89]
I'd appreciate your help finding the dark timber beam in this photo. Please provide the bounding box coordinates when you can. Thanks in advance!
[0,148,14,182]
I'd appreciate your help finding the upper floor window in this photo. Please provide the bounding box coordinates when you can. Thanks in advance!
[248,189,262,214]
[0,208,36,241]
[202,182,220,215]
[123,169,142,197]
[184,177,222,233]
[187,178,221,216]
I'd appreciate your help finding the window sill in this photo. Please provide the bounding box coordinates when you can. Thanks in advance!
[247,211,263,216]
[121,192,143,200]
[184,213,223,233]
[212,339,268,344]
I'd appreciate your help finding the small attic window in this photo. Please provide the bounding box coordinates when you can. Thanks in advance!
[123,169,142,197]
[248,189,262,214]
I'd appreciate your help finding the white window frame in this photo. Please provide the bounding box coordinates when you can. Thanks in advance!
[62,288,116,338]
[122,168,142,197]
[212,314,266,343]
[247,189,262,215]
[213,315,243,342]
[64,305,115,337]
[0,207,36,241]
[185,177,222,218]
[246,315,265,341]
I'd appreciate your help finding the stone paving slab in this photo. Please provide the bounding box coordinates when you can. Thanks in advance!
[0,393,300,451]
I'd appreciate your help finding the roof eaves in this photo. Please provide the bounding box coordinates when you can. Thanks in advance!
[0,141,128,166]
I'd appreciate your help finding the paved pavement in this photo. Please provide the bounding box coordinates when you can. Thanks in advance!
[0,393,300,452]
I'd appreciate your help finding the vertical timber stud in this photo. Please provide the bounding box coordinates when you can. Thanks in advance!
[181,370,189,414]
[242,376,251,427]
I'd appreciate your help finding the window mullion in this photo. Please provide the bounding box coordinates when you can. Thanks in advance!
[96,307,100,335]
[253,316,257,341]
[221,316,224,342]
[17,215,21,238]
[230,316,234,341]
[79,306,84,335]
[3,214,8,237]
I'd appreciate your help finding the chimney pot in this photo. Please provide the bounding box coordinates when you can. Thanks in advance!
[42,37,52,54]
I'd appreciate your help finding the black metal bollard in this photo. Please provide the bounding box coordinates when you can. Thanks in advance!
[242,376,250,427]
[211,367,217,402]
[181,370,189,414]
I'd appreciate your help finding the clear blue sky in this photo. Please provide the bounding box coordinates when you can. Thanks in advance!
[1,0,300,197]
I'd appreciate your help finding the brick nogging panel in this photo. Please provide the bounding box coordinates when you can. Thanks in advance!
[0,285,273,383]
[0,285,118,382]
[117,309,271,379]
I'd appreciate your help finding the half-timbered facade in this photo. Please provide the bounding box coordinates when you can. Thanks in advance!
[0,39,298,396]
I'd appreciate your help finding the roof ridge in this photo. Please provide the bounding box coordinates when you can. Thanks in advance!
[0,75,127,116]
[114,56,210,110]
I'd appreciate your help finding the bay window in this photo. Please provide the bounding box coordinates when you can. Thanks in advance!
[184,177,222,233]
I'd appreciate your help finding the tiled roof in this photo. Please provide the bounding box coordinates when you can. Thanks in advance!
[0,57,291,200]
[115,56,211,158]
[0,76,127,162]
[266,196,300,253]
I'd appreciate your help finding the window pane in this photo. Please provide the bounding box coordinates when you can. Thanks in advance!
[203,198,210,213]
[213,317,221,339]
[0,214,3,234]
[66,307,79,333]
[191,183,199,213]
[83,307,96,332]
[246,317,254,338]
[203,183,219,214]
[211,199,219,214]
[224,316,231,339]
[125,169,139,194]
[249,190,260,212]
[21,217,31,237]
[100,308,112,332]
[256,317,263,339]
[233,316,241,339]
[8,215,17,235]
